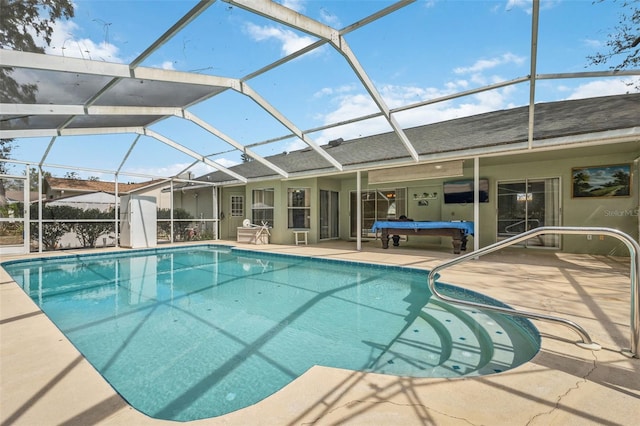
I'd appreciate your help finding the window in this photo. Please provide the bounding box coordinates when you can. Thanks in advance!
[288,188,310,228]
[252,188,274,227]
[230,195,244,217]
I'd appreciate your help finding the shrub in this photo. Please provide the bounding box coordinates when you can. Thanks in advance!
[157,208,194,241]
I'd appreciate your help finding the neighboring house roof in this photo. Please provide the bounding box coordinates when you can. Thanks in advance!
[4,190,44,203]
[46,191,117,212]
[45,177,166,195]
[197,93,640,184]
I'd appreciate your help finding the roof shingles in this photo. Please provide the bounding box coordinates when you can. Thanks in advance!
[198,93,640,184]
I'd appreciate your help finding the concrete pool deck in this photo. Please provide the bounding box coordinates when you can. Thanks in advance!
[1,240,638,425]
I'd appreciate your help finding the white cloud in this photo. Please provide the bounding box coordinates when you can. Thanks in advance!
[325,93,380,121]
[313,87,335,98]
[454,53,525,74]
[505,0,559,14]
[43,20,122,62]
[312,71,639,147]
[280,0,305,13]
[284,139,307,152]
[319,8,341,28]
[564,77,640,100]
[505,0,532,14]
[583,38,603,49]
[423,0,437,9]
[445,79,469,91]
[506,0,530,9]
[313,68,520,143]
[125,159,238,180]
[244,22,316,56]
[278,0,340,28]
[389,84,515,129]
[313,84,357,98]
[212,158,240,169]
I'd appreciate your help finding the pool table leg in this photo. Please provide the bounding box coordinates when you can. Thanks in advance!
[452,234,468,254]
[380,230,390,249]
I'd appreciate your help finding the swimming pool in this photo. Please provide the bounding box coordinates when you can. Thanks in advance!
[2,245,539,421]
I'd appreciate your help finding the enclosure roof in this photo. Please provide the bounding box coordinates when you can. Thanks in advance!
[1,0,639,185]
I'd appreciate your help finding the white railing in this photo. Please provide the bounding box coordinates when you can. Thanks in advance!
[427,227,639,358]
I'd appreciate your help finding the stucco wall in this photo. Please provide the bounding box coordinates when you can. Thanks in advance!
[212,146,638,256]
[475,152,638,256]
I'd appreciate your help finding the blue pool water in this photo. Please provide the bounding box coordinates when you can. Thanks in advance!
[3,245,539,421]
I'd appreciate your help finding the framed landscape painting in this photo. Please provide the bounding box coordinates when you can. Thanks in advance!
[572,163,631,198]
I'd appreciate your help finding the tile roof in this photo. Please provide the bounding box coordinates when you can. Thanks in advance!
[45,177,166,194]
[3,190,44,203]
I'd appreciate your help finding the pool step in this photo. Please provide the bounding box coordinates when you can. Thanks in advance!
[367,300,518,377]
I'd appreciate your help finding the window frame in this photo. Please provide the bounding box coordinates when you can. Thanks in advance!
[230,195,244,217]
[287,187,311,229]
[251,188,274,227]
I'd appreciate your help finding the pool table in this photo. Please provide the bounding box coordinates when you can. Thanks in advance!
[371,220,474,254]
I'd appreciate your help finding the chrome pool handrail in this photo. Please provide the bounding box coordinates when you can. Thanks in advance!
[427,226,639,358]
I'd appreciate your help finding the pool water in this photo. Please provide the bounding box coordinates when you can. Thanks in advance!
[3,246,539,421]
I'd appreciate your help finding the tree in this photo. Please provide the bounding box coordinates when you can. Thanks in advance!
[1,0,75,198]
[0,0,75,52]
[0,139,14,173]
[30,204,75,250]
[587,0,640,85]
[0,139,14,204]
[74,208,114,248]
[157,208,194,241]
[1,0,75,102]
[28,167,52,191]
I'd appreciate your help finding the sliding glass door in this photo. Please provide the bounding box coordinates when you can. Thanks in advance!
[350,188,406,238]
[319,190,339,240]
[497,178,560,248]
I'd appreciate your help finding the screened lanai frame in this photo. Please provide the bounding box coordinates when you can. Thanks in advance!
[1,0,639,254]
[0,159,219,253]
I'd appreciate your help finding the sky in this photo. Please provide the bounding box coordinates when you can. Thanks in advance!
[6,0,640,181]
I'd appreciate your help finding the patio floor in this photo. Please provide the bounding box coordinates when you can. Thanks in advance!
[1,240,638,425]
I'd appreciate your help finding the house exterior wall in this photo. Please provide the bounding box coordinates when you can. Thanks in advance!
[218,186,245,240]
[172,188,214,219]
[212,144,638,256]
[560,152,637,255]
[474,150,637,256]
[143,186,171,210]
[243,178,318,245]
